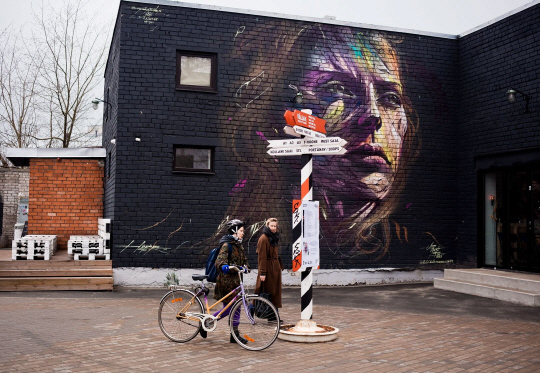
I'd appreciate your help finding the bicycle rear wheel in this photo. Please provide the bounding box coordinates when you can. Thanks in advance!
[229,295,280,351]
[158,289,203,343]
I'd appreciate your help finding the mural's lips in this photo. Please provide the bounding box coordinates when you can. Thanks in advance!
[349,143,391,166]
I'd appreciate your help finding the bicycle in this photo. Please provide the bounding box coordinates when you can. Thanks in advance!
[158,266,280,351]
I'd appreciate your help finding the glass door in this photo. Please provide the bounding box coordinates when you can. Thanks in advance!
[483,172,497,266]
[531,171,540,271]
[482,167,540,272]
[507,171,529,270]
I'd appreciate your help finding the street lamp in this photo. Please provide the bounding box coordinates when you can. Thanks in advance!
[92,98,111,110]
[506,88,531,113]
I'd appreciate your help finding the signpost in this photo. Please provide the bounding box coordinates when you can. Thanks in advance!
[284,109,327,134]
[273,109,342,342]
[283,126,301,138]
[292,126,326,138]
[267,137,347,148]
[267,145,346,157]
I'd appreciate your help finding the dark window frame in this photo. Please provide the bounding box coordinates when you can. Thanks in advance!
[173,145,215,175]
[175,51,217,93]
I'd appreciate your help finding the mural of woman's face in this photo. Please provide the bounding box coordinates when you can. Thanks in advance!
[300,34,407,218]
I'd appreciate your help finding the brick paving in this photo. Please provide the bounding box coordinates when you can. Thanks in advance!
[1,285,539,372]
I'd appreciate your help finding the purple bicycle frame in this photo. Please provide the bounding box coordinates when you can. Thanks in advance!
[201,275,255,324]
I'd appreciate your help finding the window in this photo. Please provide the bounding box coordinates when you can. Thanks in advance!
[176,51,217,92]
[173,146,214,174]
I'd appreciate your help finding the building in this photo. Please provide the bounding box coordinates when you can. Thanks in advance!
[102,0,540,285]
[0,168,29,248]
[6,148,106,248]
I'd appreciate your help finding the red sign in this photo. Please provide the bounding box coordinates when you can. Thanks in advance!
[292,199,302,272]
[284,110,327,135]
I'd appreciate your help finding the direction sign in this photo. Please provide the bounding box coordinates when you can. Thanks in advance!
[267,145,346,156]
[267,137,347,148]
[283,126,302,138]
[293,126,326,138]
[284,110,327,134]
[306,145,346,155]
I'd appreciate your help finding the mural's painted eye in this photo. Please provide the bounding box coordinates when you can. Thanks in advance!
[377,92,402,108]
[322,81,356,99]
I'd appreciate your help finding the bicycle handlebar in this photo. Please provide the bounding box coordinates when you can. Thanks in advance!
[229,265,250,274]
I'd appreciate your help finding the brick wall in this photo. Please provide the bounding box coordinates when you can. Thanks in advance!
[104,1,463,269]
[0,168,30,247]
[28,159,104,249]
[457,4,540,266]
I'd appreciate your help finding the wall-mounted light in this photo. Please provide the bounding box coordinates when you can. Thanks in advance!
[288,84,303,105]
[506,88,531,113]
[489,195,495,206]
[92,98,112,110]
[110,138,116,145]
[291,91,303,104]
[135,137,141,142]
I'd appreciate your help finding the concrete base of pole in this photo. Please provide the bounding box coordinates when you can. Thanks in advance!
[278,319,339,343]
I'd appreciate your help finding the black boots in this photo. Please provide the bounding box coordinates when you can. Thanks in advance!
[230,329,248,344]
[267,314,278,322]
[199,328,207,338]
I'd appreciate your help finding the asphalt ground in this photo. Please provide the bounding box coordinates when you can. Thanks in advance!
[1,283,539,372]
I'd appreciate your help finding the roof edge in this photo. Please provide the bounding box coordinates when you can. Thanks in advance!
[5,148,106,167]
[122,0,458,39]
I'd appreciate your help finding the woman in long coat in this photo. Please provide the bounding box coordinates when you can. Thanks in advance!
[255,218,284,310]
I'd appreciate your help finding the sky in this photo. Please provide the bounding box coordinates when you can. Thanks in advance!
[1,0,535,36]
[0,0,536,132]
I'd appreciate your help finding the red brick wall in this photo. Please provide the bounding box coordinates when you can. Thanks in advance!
[29,159,104,249]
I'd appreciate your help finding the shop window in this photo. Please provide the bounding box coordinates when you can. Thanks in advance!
[176,51,217,92]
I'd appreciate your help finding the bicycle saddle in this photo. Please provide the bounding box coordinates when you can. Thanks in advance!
[192,274,209,281]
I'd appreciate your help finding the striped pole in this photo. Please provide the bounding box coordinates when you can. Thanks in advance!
[300,153,313,320]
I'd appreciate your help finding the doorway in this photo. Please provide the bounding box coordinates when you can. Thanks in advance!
[482,167,540,272]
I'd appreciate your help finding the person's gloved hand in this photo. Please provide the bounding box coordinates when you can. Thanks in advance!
[222,265,230,274]
[236,266,250,273]
[229,266,249,273]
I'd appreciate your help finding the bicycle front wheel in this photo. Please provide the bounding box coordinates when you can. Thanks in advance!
[229,295,280,351]
[158,289,203,343]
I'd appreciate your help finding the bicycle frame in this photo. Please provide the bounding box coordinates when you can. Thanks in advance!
[173,272,255,324]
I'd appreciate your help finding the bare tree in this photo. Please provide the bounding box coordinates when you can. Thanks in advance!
[0,30,43,166]
[33,0,107,148]
[0,1,107,167]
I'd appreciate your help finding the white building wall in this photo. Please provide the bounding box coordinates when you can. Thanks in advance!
[113,267,443,288]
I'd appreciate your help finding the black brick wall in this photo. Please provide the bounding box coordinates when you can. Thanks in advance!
[457,4,540,266]
[105,0,486,270]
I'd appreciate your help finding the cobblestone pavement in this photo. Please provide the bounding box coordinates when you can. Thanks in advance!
[1,284,540,372]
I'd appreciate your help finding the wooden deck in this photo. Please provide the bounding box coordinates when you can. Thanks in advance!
[0,249,113,291]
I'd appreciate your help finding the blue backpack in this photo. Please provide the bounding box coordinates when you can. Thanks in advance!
[205,243,232,283]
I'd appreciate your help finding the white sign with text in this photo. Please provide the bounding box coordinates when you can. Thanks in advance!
[301,200,320,268]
